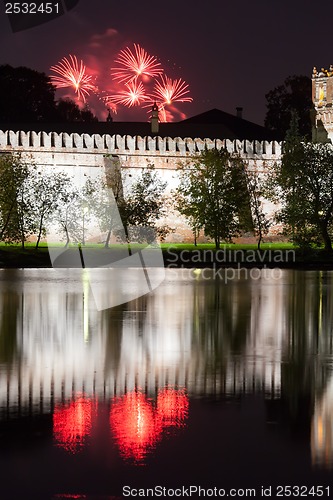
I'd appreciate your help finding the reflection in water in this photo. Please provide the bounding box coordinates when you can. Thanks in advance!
[53,387,189,463]
[157,387,189,428]
[312,375,333,468]
[110,387,188,464]
[0,287,20,364]
[0,269,333,476]
[53,394,97,454]
[110,390,162,463]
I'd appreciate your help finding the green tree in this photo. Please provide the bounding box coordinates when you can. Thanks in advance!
[175,194,202,245]
[269,137,333,252]
[31,171,73,249]
[92,165,168,246]
[0,154,36,247]
[52,178,96,246]
[264,75,313,139]
[53,187,80,247]
[118,166,168,243]
[176,148,249,249]
[245,170,270,250]
[95,162,125,248]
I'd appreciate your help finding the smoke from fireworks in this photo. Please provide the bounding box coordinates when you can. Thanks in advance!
[50,55,96,102]
[111,43,163,83]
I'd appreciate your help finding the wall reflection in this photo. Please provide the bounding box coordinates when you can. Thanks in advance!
[0,269,332,467]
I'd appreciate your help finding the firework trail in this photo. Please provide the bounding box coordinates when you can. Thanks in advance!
[106,81,151,107]
[157,104,167,122]
[153,75,193,105]
[111,43,163,83]
[50,55,96,102]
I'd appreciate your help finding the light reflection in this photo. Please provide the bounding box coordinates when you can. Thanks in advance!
[109,387,189,463]
[311,375,333,468]
[110,390,163,463]
[53,394,97,454]
[157,387,189,428]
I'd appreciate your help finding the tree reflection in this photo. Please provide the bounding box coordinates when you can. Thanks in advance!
[0,290,20,365]
[191,275,252,380]
[272,271,333,436]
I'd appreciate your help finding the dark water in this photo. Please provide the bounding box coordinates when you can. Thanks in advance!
[0,268,333,499]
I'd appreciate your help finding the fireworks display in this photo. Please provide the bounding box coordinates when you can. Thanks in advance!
[50,43,193,121]
[50,55,96,102]
[153,75,193,105]
[106,80,150,107]
[111,43,163,83]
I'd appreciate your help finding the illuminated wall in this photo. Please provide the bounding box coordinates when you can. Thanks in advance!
[0,129,282,240]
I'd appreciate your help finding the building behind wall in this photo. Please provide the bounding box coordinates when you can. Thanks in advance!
[312,66,333,142]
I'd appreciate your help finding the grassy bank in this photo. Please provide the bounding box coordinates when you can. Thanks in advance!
[0,242,333,269]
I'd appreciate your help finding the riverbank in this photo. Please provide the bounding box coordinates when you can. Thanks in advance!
[0,244,333,269]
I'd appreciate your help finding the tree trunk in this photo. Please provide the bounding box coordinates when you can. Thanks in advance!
[321,222,332,252]
[124,225,132,256]
[64,225,70,248]
[0,200,16,240]
[35,215,44,249]
[104,227,112,248]
[20,221,24,249]
[257,233,262,251]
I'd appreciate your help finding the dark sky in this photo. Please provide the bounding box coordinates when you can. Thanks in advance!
[1,0,333,125]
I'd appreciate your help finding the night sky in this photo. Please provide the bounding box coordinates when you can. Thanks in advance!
[1,0,333,125]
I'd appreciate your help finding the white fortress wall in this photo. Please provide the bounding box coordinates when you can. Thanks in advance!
[0,130,283,239]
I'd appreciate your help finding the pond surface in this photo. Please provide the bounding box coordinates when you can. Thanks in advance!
[0,268,333,499]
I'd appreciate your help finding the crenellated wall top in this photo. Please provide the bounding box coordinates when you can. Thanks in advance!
[0,129,283,158]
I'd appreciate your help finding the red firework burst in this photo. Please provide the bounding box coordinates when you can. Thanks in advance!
[111,43,163,83]
[50,55,96,102]
[153,75,192,105]
[106,81,151,107]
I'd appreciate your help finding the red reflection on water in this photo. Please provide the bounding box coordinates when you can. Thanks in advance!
[110,391,162,463]
[53,395,96,454]
[110,388,189,463]
[157,387,189,427]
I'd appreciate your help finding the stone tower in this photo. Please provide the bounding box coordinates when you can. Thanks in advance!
[312,66,333,142]
[150,102,159,134]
